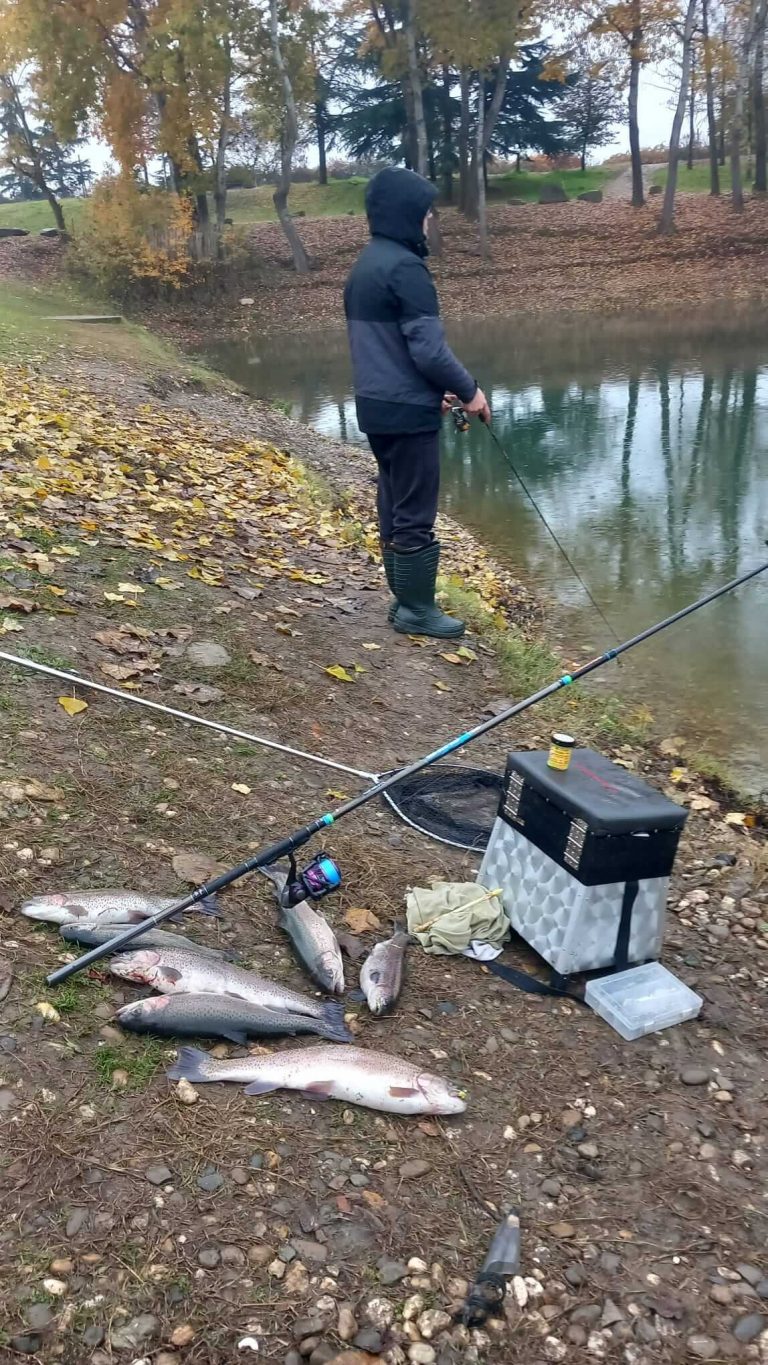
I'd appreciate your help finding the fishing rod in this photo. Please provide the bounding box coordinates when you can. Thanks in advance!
[451,404,622,651]
[44,557,768,986]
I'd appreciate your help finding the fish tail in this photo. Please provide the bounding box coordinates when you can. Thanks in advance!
[322,1000,353,1043]
[167,1046,213,1082]
[260,863,288,897]
[196,893,221,917]
[391,928,411,947]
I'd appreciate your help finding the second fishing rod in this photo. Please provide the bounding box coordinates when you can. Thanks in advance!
[47,557,768,986]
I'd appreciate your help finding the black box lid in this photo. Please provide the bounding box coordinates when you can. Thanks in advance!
[507,749,687,834]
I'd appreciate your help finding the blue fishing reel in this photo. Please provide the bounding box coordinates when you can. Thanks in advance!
[283,851,342,906]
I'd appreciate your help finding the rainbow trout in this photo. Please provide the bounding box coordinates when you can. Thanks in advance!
[261,864,344,995]
[117,993,350,1045]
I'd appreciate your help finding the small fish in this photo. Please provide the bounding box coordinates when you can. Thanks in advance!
[117,993,350,1045]
[168,1043,468,1115]
[261,864,344,996]
[59,922,231,961]
[21,889,218,925]
[109,947,346,1031]
[359,928,409,1015]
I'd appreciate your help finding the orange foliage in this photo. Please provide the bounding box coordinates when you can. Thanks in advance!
[72,176,196,297]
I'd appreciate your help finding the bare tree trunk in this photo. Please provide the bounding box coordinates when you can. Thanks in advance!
[476,77,489,258]
[269,0,310,273]
[403,0,428,177]
[629,12,644,206]
[316,101,329,185]
[659,0,699,233]
[687,41,696,168]
[731,0,760,212]
[458,68,471,212]
[702,0,721,193]
[753,0,767,192]
[213,40,232,230]
[441,64,453,201]
[463,55,509,220]
[43,184,67,232]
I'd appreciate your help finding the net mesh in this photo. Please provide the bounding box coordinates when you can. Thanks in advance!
[380,764,504,851]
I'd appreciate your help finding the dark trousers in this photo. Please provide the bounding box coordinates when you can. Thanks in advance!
[367,431,440,552]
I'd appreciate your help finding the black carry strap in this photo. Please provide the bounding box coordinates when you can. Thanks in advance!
[485,878,641,1004]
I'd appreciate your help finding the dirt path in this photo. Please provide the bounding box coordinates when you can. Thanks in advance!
[0,356,767,1365]
[602,162,666,201]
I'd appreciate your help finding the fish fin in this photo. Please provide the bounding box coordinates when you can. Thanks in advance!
[194,893,221,918]
[301,1081,335,1098]
[244,1080,280,1096]
[167,1046,210,1082]
[347,988,365,1003]
[222,1029,249,1045]
[389,1085,419,1097]
[162,966,183,983]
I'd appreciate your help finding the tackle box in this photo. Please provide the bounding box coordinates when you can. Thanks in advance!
[477,748,688,976]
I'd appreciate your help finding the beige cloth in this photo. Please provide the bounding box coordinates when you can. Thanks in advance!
[406,880,509,956]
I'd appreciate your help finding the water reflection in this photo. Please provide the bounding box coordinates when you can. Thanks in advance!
[204,316,768,789]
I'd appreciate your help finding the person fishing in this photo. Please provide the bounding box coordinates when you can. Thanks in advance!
[344,166,491,640]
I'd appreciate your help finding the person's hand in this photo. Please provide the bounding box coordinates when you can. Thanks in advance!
[441,392,458,414]
[465,386,491,424]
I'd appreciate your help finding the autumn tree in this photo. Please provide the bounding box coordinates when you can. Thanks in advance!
[0,69,67,227]
[658,0,698,233]
[559,49,624,168]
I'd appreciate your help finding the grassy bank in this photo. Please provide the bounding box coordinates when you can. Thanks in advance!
[649,160,752,192]
[0,167,615,235]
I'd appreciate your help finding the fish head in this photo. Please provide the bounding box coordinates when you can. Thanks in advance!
[316,951,345,995]
[21,893,71,922]
[416,1071,468,1115]
[117,995,170,1023]
[366,984,392,1016]
[110,949,162,984]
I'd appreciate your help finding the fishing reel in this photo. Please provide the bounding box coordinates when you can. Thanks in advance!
[450,402,470,434]
[281,850,342,907]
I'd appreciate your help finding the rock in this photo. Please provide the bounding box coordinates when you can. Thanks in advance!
[686,1335,718,1359]
[399,1159,431,1179]
[352,1328,384,1352]
[221,1244,247,1267]
[601,1300,624,1328]
[292,1239,327,1264]
[544,1338,568,1362]
[26,1304,54,1329]
[539,183,568,204]
[156,1354,179,1365]
[567,1325,588,1346]
[649,184,663,196]
[249,1154,264,1168]
[737,1266,764,1287]
[0,1087,16,1112]
[309,1348,338,1365]
[338,1307,358,1341]
[407,1259,428,1274]
[43,1278,67,1296]
[0,226,29,237]
[171,1325,195,1347]
[600,1253,622,1274]
[710,1285,733,1305]
[284,1262,310,1296]
[364,1298,395,1331]
[83,1325,105,1347]
[198,1247,221,1268]
[176,1078,199,1105]
[248,1245,274,1267]
[572,1306,602,1326]
[634,1320,658,1345]
[293,1317,329,1341]
[109,1313,159,1349]
[186,641,231,667]
[565,1265,586,1287]
[146,1164,173,1185]
[279,1244,298,1263]
[231,1167,249,1186]
[10,1336,42,1354]
[39,227,65,238]
[417,1309,451,1339]
[680,1067,710,1085]
[578,1141,599,1159]
[732,1315,766,1343]
[50,1257,74,1276]
[549,1222,576,1239]
[408,1347,436,1365]
[65,1207,89,1236]
[579,190,604,203]
[378,1258,408,1286]
[197,1169,224,1192]
[756,1282,768,1300]
[541,1178,562,1197]
[285,1353,303,1365]
[269,1259,287,1279]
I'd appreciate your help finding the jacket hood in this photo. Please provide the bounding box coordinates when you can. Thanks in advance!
[365,168,437,256]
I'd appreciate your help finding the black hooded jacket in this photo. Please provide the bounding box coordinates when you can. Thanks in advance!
[344,168,476,435]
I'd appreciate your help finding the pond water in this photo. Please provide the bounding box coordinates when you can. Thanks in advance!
[204,313,768,793]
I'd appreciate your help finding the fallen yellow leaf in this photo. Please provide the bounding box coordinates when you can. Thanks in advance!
[325,665,355,683]
[326,789,349,800]
[457,646,477,662]
[231,782,251,795]
[433,679,450,691]
[440,652,463,665]
[724,812,747,826]
[103,592,125,603]
[361,642,382,651]
[45,585,67,597]
[0,617,24,634]
[58,696,88,716]
[117,582,146,595]
[343,906,381,934]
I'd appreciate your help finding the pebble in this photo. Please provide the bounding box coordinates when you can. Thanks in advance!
[578,1141,599,1160]
[408,1346,436,1365]
[417,1309,451,1339]
[601,1300,624,1328]
[26,1304,54,1329]
[407,1258,428,1274]
[42,1278,68,1297]
[738,1266,765,1287]
[364,1298,395,1330]
[279,1244,297,1263]
[541,1178,562,1197]
[284,1263,310,1296]
[186,640,231,667]
[249,1153,264,1169]
[170,1326,195,1347]
[308,1348,338,1365]
[353,1328,384,1352]
[176,1078,198,1105]
[378,1258,408,1286]
[197,1169,224,1192]
[544,1338,568,1362]
[10,1337,42,1355]
[50,1258,74,1275]
[145,1164,173,1186]
[285,1353,302,1365]
[293,1317,327,1341]
[686,1334,718,1359]
[269,1259,286,1280]
[109,1314,159,1349]
[399,1159,431,1179]
[156,1354,180,1365]
[567,1325,588,1346]
[198,1247,221,1268]
[292,1239,327,1265]
[65,1208,89,1237]
[248,1245,274,1267]
[231,1167,249,1186]
[699,1143,718,1161]
[337,1307,358,1341]
[732,1315,766,1343]
[680,1067,710,1086]
[711,1285,734,1305]
[634,1320,658,1345]
[600,1253,622,1274]
[82,1325,105,1347]
[565,1265,586,1287]
[549,1222,576,1239]
[221,1245,246,1268]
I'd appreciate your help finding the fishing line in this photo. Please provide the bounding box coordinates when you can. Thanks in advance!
[43,556,768,986]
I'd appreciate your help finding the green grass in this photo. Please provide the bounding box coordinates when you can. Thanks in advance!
[0,168,615,236]
[93,1040,166,1089]
[650,160,753,193]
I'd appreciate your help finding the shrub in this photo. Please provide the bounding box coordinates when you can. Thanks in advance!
[69,176,196,299]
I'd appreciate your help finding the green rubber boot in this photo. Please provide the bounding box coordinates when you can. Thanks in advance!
[393,541,465,639]
[381,542,397,624]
